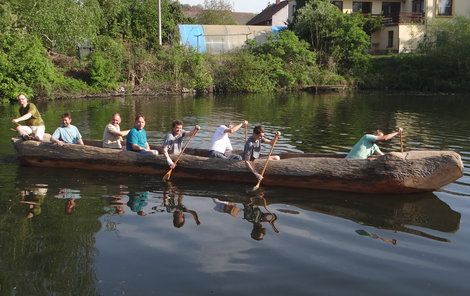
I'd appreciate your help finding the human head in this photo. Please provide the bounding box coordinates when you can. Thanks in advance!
[253,125,265,140]
[17,93,28,107]
[111,113,121,125]
[134,114,145,130]
[374,129,384,137]
[171,120,183,136]
[251,222,266,240]
[65,199,75,215]
[61,113,72,127]
[173,210,185,228]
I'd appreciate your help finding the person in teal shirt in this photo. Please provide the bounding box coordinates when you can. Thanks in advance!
[126,114,158,155]
[346,128,403,159]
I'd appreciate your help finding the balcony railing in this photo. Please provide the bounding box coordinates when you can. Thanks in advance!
[371,12,425,25]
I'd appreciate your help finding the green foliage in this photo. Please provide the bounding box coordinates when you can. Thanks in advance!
[10,0,102,53]
[292,0,370,75]
[196,0,237,25]
[88,37,124,89]
[0,32,59,101]
[154,45,213,92]
[0,0,15,33]
[214,51,276,93]
[362,17,470,92]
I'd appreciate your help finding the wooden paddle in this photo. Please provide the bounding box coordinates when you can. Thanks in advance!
[244,122,248,143]
[162,129,199,182]
[252,132,280,191]
[400,131,404,153]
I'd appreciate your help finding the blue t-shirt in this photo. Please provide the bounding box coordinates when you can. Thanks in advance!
[51,125,82,144]
[346,134,382,159]
[126,128,147,151]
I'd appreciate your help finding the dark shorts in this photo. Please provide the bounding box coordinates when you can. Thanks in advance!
[208,150,242,161]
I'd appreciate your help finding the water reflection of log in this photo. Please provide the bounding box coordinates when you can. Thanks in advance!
[246,190,461,242]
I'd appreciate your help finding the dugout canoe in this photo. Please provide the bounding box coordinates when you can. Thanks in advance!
[11,137,464,194]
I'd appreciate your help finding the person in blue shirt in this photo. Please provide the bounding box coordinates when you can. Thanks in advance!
[346,127,403,159]
[126,114,158,156]
[51,113,84,146]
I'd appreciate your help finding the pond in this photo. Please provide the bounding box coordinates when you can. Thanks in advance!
[0,92,469,296]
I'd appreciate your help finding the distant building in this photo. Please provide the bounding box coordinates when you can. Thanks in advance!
[178,24,287,54]
[247,0,291,26]
[247,0,470,53]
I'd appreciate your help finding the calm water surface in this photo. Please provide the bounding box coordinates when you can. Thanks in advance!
[1,93,469,296]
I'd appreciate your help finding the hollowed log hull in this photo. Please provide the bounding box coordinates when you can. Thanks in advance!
[12,139,464,194]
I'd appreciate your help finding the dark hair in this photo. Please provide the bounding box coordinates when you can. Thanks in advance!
[172,120,183,128]
[253,125,265,135]
[61,112,72,119]
[135,114,145,121]
[374,129,383,136]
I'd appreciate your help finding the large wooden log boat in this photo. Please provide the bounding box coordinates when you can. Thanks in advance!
[12,136,464,194]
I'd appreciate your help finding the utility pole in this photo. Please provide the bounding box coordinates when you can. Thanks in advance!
[158,0,162,46]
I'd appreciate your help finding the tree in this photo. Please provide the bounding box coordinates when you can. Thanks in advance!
[292,0,370,75]
[9,0,102,53]
[196,0,237,25]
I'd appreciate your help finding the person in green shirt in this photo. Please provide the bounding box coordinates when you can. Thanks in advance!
[12,94,45,141]
[346,127,403,159]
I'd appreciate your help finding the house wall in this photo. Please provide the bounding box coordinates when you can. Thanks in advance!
[272,4,290,26]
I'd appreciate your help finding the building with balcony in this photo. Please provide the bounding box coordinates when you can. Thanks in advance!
[251,1,470,53]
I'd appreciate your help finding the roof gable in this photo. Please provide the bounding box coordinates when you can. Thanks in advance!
[247,1,289,25]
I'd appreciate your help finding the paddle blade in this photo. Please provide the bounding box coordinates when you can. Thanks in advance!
[162,169,172,182]
[251,180,262,192]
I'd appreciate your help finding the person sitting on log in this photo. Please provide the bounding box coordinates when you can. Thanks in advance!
[102,113,129,149]
[243,125,281,181]
[162,120,200,169]
[346,127,403,159]
[12,93,45,141]
[208,120,248,160]
[125,114,158,155]
[51,113,84,146]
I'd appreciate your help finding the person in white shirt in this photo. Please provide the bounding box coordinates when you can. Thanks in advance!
[208,120,248,161]
[102,113,129,149]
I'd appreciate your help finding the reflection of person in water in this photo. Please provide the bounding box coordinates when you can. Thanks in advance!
[19,185,48,219]
[55,188,81,216]
[243,195,279,241]
[356,229,397,245]
[127,192,148,216]
[163,183,201,228]
[212,198,241,218]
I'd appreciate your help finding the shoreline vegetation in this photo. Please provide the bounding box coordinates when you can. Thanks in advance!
[1,0,469,103]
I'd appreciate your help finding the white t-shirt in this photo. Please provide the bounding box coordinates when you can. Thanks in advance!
[210,125,232,153]
[103,123,122,149]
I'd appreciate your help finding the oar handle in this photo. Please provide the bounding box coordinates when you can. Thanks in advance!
[259,132,280,179]
[244,123,248,143]
[399,132,404,153]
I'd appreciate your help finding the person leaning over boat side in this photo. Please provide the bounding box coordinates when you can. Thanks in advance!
[244,125,281,181]
[125,114,158,156]
[208,120,248,160]
[12,93,45,141]
[346,127,403,159]
[162,120,200,169]
[51,113,84,146]
[102,113,129,149]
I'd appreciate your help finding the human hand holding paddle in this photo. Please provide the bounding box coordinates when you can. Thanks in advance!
[162,126,200,182]
[252,131,281,191]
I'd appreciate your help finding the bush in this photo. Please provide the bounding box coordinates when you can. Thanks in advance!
[88,37,124,89]
[0,32,60,101]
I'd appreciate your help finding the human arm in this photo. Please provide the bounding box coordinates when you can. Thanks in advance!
[51,128,65,146]
[12,113,32,124]
[225,121,248,134]
[162,134,175,168]
[107,125,128,137]
[186,125,201,137]
[375,128,403,141]
[245,160,263,181]
[185,209,201,225]
[77,138,84,145]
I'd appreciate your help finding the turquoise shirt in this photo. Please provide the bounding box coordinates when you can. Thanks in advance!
[126,128,147,151]
[346,134,382,159]
[51,125,82,144]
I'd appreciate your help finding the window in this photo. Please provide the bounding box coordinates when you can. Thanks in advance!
[412,0,424,13]
[387,31,394,48]
[331,1,343,10]
[437,0,453,16]
[353,2,372,14]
